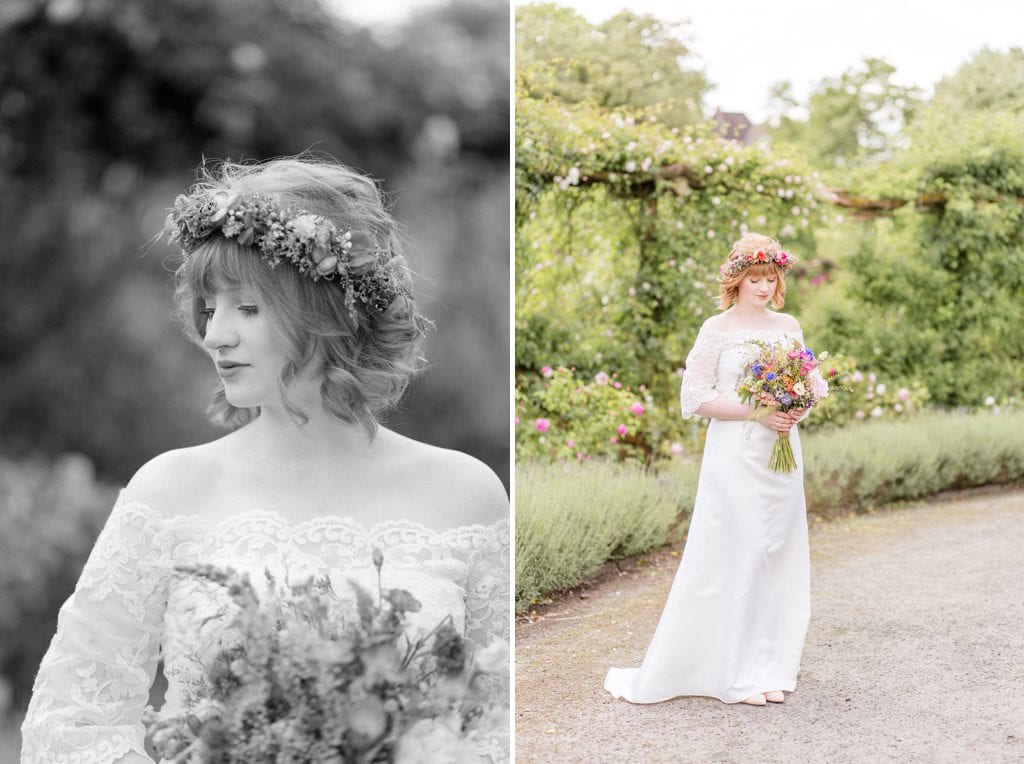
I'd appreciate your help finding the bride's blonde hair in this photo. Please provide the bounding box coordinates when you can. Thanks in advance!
[717,233,788,310]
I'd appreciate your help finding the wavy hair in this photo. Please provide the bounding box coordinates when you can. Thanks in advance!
[172,156,427,436]
[717,232,788,310]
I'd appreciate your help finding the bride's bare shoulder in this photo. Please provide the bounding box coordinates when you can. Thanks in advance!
[772,312,802,331]
[701,313,729,331]
[122,439,230,517]
[386,432,508,530]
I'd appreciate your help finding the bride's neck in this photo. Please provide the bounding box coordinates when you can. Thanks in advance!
[727,303,771,323]
[246,402,380,461]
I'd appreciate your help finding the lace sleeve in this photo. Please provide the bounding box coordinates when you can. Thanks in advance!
[452,518,510,763]
[21,493,176,764]
[679,324,721,419]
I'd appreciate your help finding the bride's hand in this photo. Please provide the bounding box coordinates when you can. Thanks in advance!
[761,410,795,434]
[787,407,808,423]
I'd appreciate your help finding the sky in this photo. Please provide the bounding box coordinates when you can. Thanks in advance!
[515,0,1024,123]
[330,0,453,26]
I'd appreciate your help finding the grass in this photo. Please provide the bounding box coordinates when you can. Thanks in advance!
[516,410,1024,612]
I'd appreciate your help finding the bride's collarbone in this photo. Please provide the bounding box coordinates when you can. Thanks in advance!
[192,480,429,529]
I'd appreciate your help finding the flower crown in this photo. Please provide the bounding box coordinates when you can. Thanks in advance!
[164,188,409,323]
[719,247,795,279]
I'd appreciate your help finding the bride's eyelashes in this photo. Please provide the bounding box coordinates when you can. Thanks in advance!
[199,302,261,318]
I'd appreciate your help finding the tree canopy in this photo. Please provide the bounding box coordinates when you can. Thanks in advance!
[516,2,711,127]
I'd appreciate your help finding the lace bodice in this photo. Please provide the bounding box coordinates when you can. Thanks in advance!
[21,492,510,763]
[679,325,804,419]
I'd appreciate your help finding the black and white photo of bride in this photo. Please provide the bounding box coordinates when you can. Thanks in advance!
[0,1,510,761]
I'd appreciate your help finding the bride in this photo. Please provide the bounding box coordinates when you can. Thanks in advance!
[605,233,809,707]
[20,157,510,761]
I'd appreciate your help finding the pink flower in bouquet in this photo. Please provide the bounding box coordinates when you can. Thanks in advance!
[629,402,645,415]
[534,418,550,433]
[808,369,830,399]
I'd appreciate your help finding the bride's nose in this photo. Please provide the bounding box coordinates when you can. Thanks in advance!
[202,308,240,350]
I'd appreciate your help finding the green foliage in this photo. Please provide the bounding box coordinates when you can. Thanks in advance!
[516,411,1024,610]
[808,106,1024,405]
[927,47,1024,117]
[0,454,116,710]
[805,410,1024,516]
[515,3,710,127]
[769,57,922,179]
[515,366,671,464]
[516,94,821,416]
[515,460,697,611]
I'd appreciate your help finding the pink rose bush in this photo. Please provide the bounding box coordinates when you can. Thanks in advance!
[515,366,673,464]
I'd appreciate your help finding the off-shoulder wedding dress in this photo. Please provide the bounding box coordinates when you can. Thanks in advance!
[605,324,810,704]
[21,492,509,763]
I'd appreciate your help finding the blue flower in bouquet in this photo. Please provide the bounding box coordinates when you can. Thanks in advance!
[779,393,793,407]
[752,363,763,377]
[766,372,776,381]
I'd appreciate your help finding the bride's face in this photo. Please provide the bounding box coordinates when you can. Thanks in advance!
[737,271,777,308]
[201,288,309,409]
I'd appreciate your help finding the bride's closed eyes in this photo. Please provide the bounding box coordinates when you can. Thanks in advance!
[200,302,260,318]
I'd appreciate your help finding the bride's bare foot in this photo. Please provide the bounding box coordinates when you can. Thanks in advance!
[764,691,785,703]
[740,693,766,706]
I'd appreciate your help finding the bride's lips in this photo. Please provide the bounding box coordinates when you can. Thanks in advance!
[216,360,250,379]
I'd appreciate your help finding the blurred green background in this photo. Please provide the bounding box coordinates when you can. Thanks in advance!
[0,0,509,730]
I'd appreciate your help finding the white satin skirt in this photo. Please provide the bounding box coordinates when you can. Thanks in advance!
[605,418,810,704]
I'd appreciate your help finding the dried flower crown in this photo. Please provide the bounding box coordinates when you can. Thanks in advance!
[165,188,409,322]
[719,247,796,279]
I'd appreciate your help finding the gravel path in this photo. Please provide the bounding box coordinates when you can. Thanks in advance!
[515,487,1024,762]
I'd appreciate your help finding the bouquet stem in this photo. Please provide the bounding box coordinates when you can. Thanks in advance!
[768,431,798,474]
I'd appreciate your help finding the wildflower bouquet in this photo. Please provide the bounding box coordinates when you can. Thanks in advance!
[144,551,508,763]
[736,339,831,473]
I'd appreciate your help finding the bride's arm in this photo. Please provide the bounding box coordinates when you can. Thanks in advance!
[20,492,175,764]
[680,322,732,420]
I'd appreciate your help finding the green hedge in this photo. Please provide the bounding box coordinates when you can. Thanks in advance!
[515,460,697,612]
[516,410,1024,611]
